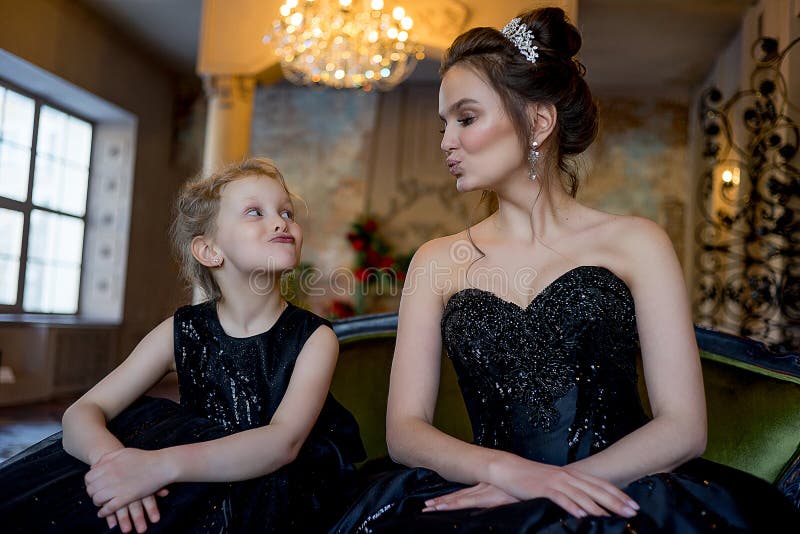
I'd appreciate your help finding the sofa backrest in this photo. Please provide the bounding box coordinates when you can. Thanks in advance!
[692,326,799,507]
[330,314,800,508]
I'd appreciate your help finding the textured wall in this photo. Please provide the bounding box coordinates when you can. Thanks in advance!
[249,83,691,313]
[249,82,487,315]
[250,83,377,278]
[582,97,690,265]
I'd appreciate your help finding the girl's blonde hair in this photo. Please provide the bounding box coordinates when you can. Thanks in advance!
[170,157,292,301]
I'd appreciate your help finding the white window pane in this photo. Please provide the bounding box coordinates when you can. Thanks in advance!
[27,210,55,262]
[22,260,45,311]
[0,140,31,201]
[60,164,89,216]
[52,265,80,313]
[0,258,20,305]
[37,106,67,159]
[1,89,35,148]
[33,157,88,216]
[0,207,24,258]
[31,154,60,209]
[28,209,84,264]
[23,262,79,313]
[0,88,5,131]
[65,117,92,167]
[55,215,85,264]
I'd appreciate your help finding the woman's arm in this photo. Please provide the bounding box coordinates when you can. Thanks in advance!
[566,217,707,486]
[87,324,339,517]
[62,316,175,465]
[386,239,503,483]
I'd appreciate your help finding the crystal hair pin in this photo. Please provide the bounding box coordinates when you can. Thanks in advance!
[501,17,539,64]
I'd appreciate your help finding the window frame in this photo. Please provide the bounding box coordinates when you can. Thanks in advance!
[0,76,95,315]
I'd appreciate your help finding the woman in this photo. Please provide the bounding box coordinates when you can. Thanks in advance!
[333,7,797,533]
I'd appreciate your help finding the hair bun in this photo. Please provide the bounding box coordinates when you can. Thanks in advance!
[520,7,582,61]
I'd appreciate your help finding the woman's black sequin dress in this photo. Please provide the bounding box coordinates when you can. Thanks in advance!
[0,301,365,533]
[332,266,798,533]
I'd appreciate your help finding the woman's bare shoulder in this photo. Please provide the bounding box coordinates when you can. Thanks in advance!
[591,213,681,289]
[412,230,478,265]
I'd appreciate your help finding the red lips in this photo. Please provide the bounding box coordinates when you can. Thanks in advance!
[446,158,462,176]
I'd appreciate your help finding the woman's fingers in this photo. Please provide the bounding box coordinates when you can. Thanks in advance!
[422,483,518,512]
[564,471,637,517]
[560,484,610,517]
[568,468,638,508]
[422,482,486,512]
[423,483,487,509]
[106,515,117,530]
[441,490,516,510]
[546,489,588,519]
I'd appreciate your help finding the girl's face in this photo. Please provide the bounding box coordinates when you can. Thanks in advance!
[439,64,528,192]
[213,175,302,275]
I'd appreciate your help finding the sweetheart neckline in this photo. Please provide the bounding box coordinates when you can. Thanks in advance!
[443,265,632,313]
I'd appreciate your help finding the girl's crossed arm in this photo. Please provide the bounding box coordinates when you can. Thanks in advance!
[85,324,340,519]
[62,316,176,533]
[62,317,176,465]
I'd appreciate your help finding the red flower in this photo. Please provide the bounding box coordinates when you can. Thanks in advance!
[366,250,382,266]
[364,219,377,233]
[331,299,355,318]
[379,256,394,268]
[351,238,367,251]
[354,267,370,282]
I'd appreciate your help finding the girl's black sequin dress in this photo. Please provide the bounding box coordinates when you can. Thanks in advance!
[332,266,798,533]
[0,301,365,533]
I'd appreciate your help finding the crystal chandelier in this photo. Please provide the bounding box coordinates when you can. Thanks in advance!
[266,0,425,91]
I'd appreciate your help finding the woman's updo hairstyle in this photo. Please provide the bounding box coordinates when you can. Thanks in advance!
[441,7,597,196]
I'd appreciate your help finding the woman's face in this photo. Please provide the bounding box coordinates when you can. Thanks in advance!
[439,64,527,192]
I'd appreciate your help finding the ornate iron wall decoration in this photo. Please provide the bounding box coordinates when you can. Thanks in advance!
[696,35,799,353]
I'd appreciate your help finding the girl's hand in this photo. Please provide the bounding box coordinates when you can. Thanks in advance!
[103,490,169,533]
[491,457,640,519]
[422,482,519,512]
[85,448,175,519]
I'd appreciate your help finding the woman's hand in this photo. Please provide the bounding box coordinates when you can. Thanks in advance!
[490,456,640,518]
[422,482,519,512]
[103,490,169,533]
[85,448,175,522]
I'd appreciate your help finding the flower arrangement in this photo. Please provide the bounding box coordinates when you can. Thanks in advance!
[345,216,413,314]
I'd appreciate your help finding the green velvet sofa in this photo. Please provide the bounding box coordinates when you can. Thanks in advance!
[329,313,800,510]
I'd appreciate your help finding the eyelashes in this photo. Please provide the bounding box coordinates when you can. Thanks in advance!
[244,207,295,220]
[439,116,477,133]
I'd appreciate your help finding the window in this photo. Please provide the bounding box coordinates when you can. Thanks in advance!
[0,81,93,314]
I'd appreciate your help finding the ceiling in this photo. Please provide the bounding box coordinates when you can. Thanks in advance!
[79,0,753,98]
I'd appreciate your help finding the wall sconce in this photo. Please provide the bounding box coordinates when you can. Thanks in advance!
[712,164,745,227]
[720,166,741,188]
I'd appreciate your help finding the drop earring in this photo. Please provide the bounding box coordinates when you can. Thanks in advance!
[528,140,540,181]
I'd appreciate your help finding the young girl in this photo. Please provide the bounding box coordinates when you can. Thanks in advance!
[333,7,798,533]
[0,157,365,533]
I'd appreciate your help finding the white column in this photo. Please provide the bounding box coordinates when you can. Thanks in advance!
[201,74,256,174]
